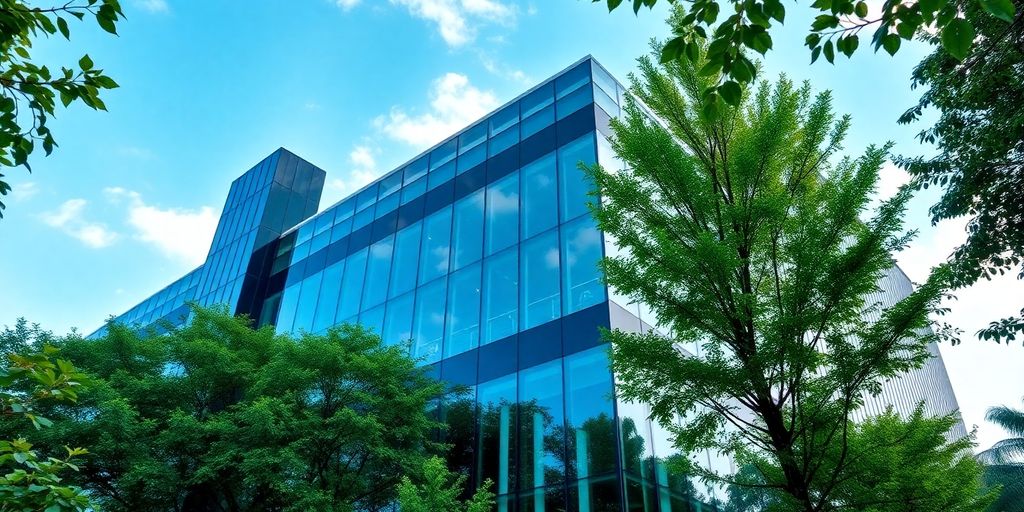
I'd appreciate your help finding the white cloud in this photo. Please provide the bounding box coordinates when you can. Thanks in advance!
[322,144,384,206]
[375,72,498,148]
[11,181,38,202]
[117,145,156,160]
[478,50,530,84]
[132,0,168,14]
[41,199,119,249]
[104,187,217,266]
[336,0,361,10]
[390,0,516,47]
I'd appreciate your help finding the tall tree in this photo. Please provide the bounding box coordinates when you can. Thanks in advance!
[588,40,956,511]
[0,0,123,217]
[397,456,495,512]
[897,0,1024,345]
[4,305,447,511]
[978,398,1024,511]
[595,0,1017,107]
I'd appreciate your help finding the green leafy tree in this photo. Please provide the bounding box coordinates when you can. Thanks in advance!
[6,305,447,511]
[595,0,1017,107]
[0,346,93,511]
[588,40,955,511]
[0,0,123,217]
[896,0,1024,345]
[722,408,996,511]
[397,456,495,512]
[978,397,1024,511]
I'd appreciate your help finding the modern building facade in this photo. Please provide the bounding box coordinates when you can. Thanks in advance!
[90,57,964,511]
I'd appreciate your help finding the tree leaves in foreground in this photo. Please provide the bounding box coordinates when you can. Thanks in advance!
[3,305,447,511]
[977,397,1024,511]
[588,43,958,511]
[0,0,123,217]
[596,0,1017,107]
[724,407,995,511]
[398,456,495,512]
[0,345,93,511]
[897,0,1024,345]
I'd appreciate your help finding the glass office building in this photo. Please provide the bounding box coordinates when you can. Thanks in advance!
[89,57,964,511]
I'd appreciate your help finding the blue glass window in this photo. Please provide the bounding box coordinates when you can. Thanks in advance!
[296,223,315,245]
[336,247,368,321]
[273,285,298,334]
[489,125,519,156]
[457,143,487,174]
[314,209,334,235]
[451,190,485,270]
[591,60,618,100]
[555,62,591,99]
[519,359,566,490]
[375,193,400,219]
[362,235,395,310]
[556,84,593,121]
[521,82,554,118]
[522,153,558,239]
[444,262,481,358]
[292,240,311,263]
[331,217,352,242]
[558,134,597,223]
[335,199,355,222]
[459,121,487,154]
[521,105,555,140]
[490,103,519,135]
[565,347,616,480]
[431,139,458,169]
[309,231,330,254]
[521,229,561,330]
[419,206,452,285]
[292,272,324,333]
[477,374,517,498]
[383,292,414,348]
[389,222,422,299]
[356,183,378,211]
[312,260,345,332]
[428,160,456,190]
[561,215,605,314]
[380,171,403,198]
[482,248,517,344]
[485,172,519,256]
[353,206,375,231]
[358,303,386,335]
[593,83,619,118]
[401,176,427,205]
[404,155,429,185]
[413,277,447,364]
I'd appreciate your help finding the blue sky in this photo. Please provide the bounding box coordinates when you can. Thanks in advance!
[1,0,1021,450]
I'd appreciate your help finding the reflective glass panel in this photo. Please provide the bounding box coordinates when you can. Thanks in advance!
[490,102,519,135]
[403,155,429,185]
[362,235,395,310]
[389,222,422,299]
[485,172,519,256]
[521,81,554,118]
[382,292,414,348]
[518,359,566,490]
[556,84,593,121]
[482,247,518,344]
[419,206,452,285]
[478,374,517,498]
[430,139,458,169]
[275,282,301,334]
[457,143,487,174]
[521,153,558,239]
[358,303,385,335]
[451,190,484,270]
[312,260,345,332]
[444,263,481,358]
[459,121,487,153]
[401,176,427,205]
[336,247,368,321]
[521,105,555,140]
[555,61,591,99]
[413,277,447,364]
[429,160,456,190]
[565,347,616,480]
[561,215,606,314]
[558,134,597,223]
[521,229,561,330]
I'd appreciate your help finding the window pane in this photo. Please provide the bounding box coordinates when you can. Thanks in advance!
[429,160,456,190]
[482,248,518,344]
[522,153,558,239]
[375,193,400,219]
[401,176,427,205]
[274,283,301,334]
[362,235,395,310]
[445,263,481,358]
[490,102,519,135]
[457,143,487,174]
[521,229,561,330]
[292,271,323,333]
[522,82,554,118]
[521,105,554,140]
[556,83,593,121]
[380,171,403,198]
[452,189,485,271]
[459,121,487,153]
[353,206,374,231]
[383,292,414,348]
[478,374,517,497]
[358,303,385,335]
[561,215,605,314]
[312,260,345,332]
[403,154,429,185]
[565,347,617,480]
[519,359,566,490]
[555,61,591,99]
[485,172,520,256]
[310,231,330,254]
[336,247,368,321]
[389,222,422,299]
[558,134,597,223]
[356,183,378,211]
[413,277,447,364]
[489,125,519,156]
[430,139,457,169]
[419,206,452,285]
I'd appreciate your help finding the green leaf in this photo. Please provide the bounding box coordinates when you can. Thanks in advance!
[896,20,917,39]
[882,33,901,56]
[823,40,835,63]
[940,18,975,60]
[855,1,868,17]
[701,91,720,120]
[718,80,742,106]
[841,35,859,57]
[980,0,1016,23]
[79,54,94,71]
[750,31,773,54]
[698,60,724,77]
[57,17,70,39]
[660,36,688,64]
[606,0,624,11]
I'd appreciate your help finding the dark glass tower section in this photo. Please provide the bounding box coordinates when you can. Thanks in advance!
[89,56,963,512]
